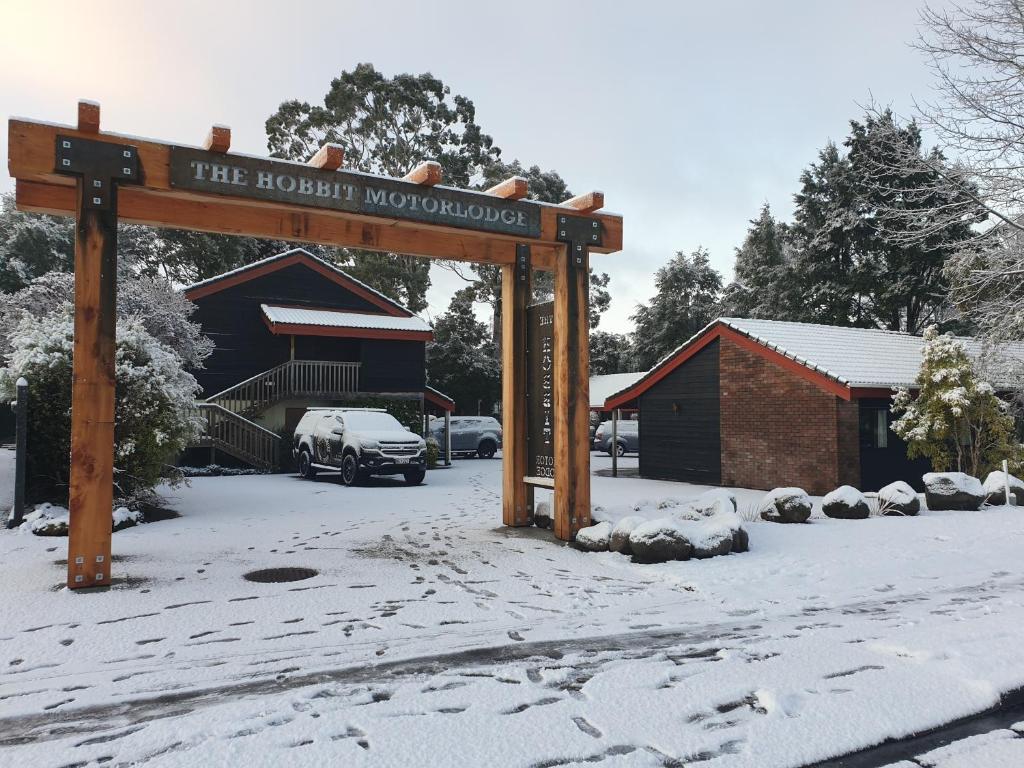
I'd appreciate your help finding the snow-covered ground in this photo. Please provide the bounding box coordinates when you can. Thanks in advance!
[1,454,1023,767]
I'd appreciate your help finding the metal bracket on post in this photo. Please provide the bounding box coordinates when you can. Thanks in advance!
[516,242,531,284]
[54,135,140,206]
[555,213,602,270]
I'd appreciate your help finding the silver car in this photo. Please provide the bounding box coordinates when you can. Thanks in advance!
[430,416,503,459]
[593,419,639,456]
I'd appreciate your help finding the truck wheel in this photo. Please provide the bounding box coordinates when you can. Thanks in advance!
[341,453,362,486]
[298,449,317,479]
[477,440,497,459]
[404,468,426,485]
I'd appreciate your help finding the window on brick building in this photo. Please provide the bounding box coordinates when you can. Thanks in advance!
[860,406,889,449]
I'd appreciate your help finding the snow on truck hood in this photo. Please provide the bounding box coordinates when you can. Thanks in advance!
[354,430,424,444]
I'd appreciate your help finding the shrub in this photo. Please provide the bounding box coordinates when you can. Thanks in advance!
[892,326,1024,477]
[426,436,440,469]
[0,311,201,503]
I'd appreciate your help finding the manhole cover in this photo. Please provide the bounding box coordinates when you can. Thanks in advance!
[243,567,318,583]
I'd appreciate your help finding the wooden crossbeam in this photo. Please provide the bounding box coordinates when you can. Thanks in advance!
[16,179,562,270]
[561,191,604,213]
[308,143,344,170]
[404,161,442,186]
[486,176,529,200]
[204,125,231,153]
[77,100,100,134]
[7,118,622,254]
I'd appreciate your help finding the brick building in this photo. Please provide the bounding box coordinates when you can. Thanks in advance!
[604,318,1018,494]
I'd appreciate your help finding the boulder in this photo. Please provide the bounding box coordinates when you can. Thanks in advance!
[732,527,750,553]
[982,470,1024,506]
[534,501,552,529]
[821,485,870,520]
[923,472,985,511]
[877,481,921,516]
[609,515,646,555]
[574,521,612,552]
[629,519,693,563]
[31,517,68,536]
[690,530,734,559]
[675,489,739,522]
[758,487,812,524]
[112,506,142,532]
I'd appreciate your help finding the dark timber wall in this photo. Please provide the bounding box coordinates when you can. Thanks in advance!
[189,262,423,396]
[857,398,931,492]
[638,340,721,483]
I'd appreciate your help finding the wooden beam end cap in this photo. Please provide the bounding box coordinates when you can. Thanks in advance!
[77,100,100,133]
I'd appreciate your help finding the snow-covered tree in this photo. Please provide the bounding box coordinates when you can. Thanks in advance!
[589,331,637,375]
[891,326,1023,476]
[722,204,796,319]
[426,289,500,415]
[631,248,722,370]
[0,268,212,370]
[0,311,201,503]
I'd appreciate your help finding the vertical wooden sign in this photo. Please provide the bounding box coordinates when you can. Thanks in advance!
[526,301,556,481]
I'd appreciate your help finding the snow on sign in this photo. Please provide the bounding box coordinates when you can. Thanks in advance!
[169,147,542,238]
[527,301,556,482]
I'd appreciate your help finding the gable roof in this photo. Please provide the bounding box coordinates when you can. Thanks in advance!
[605,317,1024,409]
[183,248,412,317]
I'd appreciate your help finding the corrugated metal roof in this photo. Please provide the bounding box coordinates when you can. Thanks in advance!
[718,317,1023,389]
[261,304,431,333]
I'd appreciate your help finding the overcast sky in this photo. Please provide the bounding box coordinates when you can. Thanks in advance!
[0,0,948,332]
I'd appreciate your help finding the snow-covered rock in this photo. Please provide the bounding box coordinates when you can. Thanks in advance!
[112,506,143,532]
[923,472,985,511]
[23,503,144,536]
[877,481,921,516]
[27,504,69,536]
[575,521,611,552]
[629,519,693,563]
[821,485,870,520]
[674,489,739,522]
[534,501,552,529]
[759,487,812,524]
[732,527,750,553]
[609,515,645,555]
[982,470,1024,506]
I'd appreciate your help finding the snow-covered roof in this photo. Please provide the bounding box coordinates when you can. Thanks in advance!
[590,372,646,409]
[606,317,1024,407]
[261,304,432,334]
[716,317,1024,389]
[184,248,413,317]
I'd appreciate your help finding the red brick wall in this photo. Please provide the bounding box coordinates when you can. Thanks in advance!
[719,338,859,495]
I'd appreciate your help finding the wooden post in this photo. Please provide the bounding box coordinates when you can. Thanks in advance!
[612,408,619,478]
[502,245,532,526]
[67,181,118,589]
[553,243,591,540]
[444,409,452,467]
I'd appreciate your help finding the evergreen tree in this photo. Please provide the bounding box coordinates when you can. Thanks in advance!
[630,248,723,370]
[789,142,870,326]
[891,326,1023,476]
[589,331,636,375]
[722,203,795,319]
[426,288,500,415]
[266,64,503,313]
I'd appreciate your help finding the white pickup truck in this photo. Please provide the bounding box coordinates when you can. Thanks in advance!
[292,408,427,486]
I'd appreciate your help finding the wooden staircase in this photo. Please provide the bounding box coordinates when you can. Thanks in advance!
[191,360,361,470]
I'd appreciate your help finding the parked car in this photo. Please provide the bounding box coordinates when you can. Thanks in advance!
[593,419,639,456]
[429,416,502,459]
[293,407,426,486]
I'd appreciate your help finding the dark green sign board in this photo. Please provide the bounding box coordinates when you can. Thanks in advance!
[527,301,555,480]
[169,147,541,238]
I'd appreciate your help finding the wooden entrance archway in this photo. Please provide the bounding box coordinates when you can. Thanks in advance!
[7,101,623,589]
